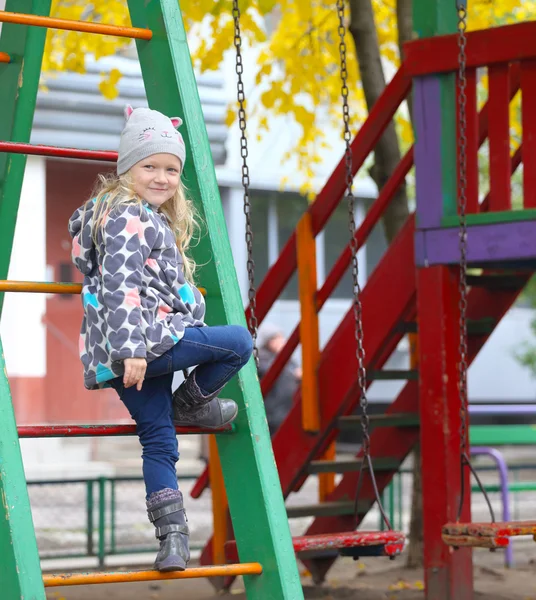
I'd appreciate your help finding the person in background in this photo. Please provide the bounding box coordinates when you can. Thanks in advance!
[257,323,302,437]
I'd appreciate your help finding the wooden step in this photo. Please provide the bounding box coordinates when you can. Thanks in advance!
[466,273,528,290]
[287,500,363,518]
[43,563,263,586]
[398,317,495,335]
[307,456,400,474]
[368,369,418,381]
[337,413,419,431]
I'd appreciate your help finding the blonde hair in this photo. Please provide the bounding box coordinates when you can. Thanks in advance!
[86,169,200,283]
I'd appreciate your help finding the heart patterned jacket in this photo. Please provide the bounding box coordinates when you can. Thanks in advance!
[68,199,206,390]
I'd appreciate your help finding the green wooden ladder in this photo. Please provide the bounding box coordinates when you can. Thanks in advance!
[0,1,302,598]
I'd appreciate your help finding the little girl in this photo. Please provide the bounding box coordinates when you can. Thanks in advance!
[68,106,253,572]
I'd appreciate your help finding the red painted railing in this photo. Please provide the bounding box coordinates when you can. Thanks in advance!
[405,20,536,215]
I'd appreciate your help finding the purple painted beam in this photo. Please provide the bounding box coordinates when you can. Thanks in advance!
[414,76,444,228]
[415,220,536,266]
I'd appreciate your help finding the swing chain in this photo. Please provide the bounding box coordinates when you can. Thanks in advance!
[232,0,259,365]
[456,0,469,470]
[455,2,495,524]
[337,0,392,530]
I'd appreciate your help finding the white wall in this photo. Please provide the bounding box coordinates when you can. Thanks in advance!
[1,156,47,378]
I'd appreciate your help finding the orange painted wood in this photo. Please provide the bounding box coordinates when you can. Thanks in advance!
[0,11,152,39]
[0,52,10,63]
[296,212,320,433]
[462,68,479,213]
[318,441,336,502]
[43,563,263,586]
[208,435,229,565]
[488,64,512,211]
[521,60,536,208]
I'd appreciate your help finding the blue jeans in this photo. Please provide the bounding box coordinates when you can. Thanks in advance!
[110,325,253,498]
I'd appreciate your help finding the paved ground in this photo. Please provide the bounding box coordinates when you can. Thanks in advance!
[29,436,536,599]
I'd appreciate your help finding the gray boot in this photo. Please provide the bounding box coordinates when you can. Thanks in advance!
[146,489,190,572]
[172,373,238,429]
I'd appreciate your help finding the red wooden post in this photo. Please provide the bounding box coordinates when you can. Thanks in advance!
[463,68,479,214]
[417,266,473,600]
[521,59,536,208]
[488,64,512,211]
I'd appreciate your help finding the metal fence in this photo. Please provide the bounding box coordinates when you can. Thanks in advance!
[28,475,203,566]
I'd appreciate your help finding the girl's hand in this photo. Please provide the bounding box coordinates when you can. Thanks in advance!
[123,357,147,391]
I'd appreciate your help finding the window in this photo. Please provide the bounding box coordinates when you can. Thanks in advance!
[250,188,384,301]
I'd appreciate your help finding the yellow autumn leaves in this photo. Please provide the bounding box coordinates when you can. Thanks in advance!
[43,0,531,193]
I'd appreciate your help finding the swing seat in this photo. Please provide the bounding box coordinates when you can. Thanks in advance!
[225,530,405,562]
[442,521,536,548]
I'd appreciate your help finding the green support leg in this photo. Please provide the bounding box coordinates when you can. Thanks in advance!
[127,1,303,598]
[0,0,51,316]
[0,337,45,598]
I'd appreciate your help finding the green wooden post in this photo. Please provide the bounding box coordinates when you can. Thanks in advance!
[413,0,459,219]
[0,0,51,316]
[127,2,303,598]
[413,2,473,600]
[0,337,45,598]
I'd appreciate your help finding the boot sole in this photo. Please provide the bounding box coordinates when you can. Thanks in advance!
[174,403,239,429]
[155,556,187,572]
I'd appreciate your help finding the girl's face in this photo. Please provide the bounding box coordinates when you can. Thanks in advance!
[130,153,182,208]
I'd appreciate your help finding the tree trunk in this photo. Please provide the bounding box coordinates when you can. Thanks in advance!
[348,0,409,242]
[396,0,423,569]
[348,0,423,569]
[397,0,414,120]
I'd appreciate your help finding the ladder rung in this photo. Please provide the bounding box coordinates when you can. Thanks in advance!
[338,413,420,430]
[467,273,528,290]
[43,563,262,586]
[307,457,399,474]
[287,500,363,518]
[0,11,152,40]
[0,52,10,63]
[0,141,117,162]
[18,424,234,437]
[399,318,496,335]
[368,369,418,381]
[0,280,207,296]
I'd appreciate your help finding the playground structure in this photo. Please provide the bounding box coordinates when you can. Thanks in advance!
[1,1,536,600]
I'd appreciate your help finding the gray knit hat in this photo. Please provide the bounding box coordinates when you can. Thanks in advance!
[117,105,186,175]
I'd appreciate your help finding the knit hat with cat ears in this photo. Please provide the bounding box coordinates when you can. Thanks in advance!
[116,105,186,175]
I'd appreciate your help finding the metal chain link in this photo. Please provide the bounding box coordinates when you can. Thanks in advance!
[232,0,259,366]
[456,0,469,476]
[455,1,495,524]
[336,0,392,531]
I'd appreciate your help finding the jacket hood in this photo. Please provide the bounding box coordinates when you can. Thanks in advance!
[68,201,98,276]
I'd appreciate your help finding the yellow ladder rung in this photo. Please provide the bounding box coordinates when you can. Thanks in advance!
[44,563,263,587]
[0,280,207,296]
